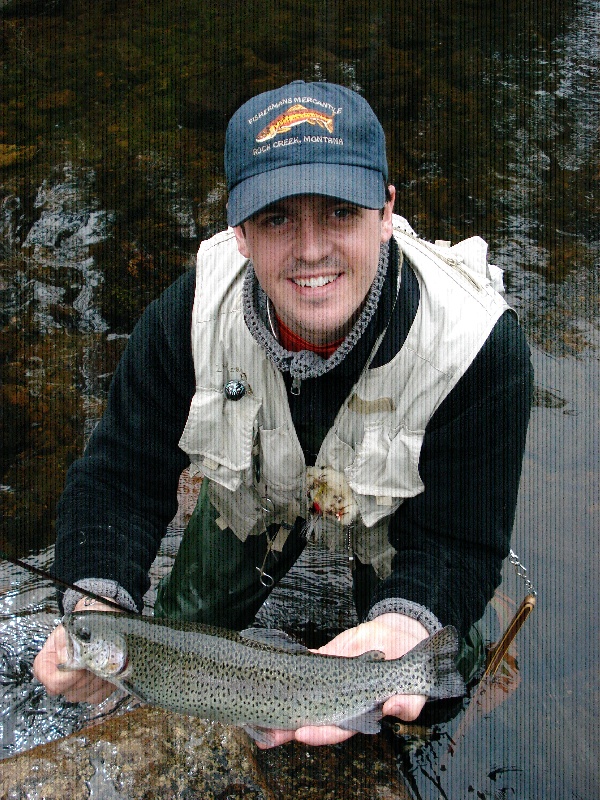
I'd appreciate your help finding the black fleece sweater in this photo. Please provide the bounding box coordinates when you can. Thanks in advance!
[53,240,533,638]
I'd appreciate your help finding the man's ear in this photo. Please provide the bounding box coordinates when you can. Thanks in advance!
[233,225,250,258]
[380,185,396,243]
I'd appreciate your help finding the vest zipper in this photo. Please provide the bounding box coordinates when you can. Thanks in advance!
[291,376,301,395]
[346,524,355,570]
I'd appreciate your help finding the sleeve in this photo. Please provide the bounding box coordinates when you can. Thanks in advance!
[52,270,196,611]
[367,310,534,639]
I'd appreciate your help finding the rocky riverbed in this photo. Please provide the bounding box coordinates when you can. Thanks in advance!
[1,706,416,799]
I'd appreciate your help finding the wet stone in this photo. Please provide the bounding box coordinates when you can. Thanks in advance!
[256,733,416,800]
[0,145,37,169]
[0,708,275,800]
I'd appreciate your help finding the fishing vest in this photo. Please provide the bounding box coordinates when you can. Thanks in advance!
[179,215,510,579]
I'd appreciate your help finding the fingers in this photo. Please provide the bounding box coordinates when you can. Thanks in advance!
[254,725,356,749]
[294,725,355,746]
[290,697,426,747]
[253,697,426,751]
[33,625,68,694]
[382,693,427,721]
[313,614,430,662]
[33,624,115,704]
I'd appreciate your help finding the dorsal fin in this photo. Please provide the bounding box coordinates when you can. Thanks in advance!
[356,650,386,662]
[239,628,309,653]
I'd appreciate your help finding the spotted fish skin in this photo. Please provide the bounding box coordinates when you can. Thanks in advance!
[61,612,465,733]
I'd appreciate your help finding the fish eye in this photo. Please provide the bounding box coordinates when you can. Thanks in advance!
[75,624,92,642]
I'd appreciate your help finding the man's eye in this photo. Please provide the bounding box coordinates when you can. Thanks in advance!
[264,214,288,227]
[332,207,355,220]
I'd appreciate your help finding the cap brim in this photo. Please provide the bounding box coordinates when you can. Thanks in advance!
[227,163,386,227]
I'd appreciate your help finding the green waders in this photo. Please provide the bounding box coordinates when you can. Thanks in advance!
[154,478,306,629]
[154,478,485,683]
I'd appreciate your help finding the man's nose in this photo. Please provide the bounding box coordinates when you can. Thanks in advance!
[292,215,331,262]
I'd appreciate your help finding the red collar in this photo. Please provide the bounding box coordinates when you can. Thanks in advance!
[276,314,343,359]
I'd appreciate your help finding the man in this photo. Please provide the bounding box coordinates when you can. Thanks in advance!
[34,81,533,748]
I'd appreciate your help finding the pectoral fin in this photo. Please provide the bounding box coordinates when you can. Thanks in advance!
[336,706,384,735]
[56,660,77,671]
[118,679,150,703]
[242,724,281,747]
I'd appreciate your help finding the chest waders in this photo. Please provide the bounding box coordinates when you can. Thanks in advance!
[154,477,387,630]
[155,478,302,629]
[154,480,485,688]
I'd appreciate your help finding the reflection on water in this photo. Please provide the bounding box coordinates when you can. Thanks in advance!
[1,0,599,797]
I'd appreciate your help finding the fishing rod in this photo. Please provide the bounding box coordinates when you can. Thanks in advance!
[0,548,127,613]
[484,549,537,678]
[2,546,537,662]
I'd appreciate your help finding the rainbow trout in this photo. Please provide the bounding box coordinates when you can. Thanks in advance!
[59,612,465,744]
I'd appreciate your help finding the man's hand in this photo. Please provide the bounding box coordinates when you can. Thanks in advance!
[255,613,430,749]
[33,598,119,704]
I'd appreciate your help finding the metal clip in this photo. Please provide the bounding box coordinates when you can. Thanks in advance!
[256,523,277,588]
[260,496,275,515]
[256,496,276,587]
[509,548,537,596]
[256,565,275,588]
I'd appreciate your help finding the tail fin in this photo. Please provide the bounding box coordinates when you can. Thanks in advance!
[412,626,466,700]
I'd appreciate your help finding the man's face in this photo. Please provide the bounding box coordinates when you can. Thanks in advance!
[233,188,395,346]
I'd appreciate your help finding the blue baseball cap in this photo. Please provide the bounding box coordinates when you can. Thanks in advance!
[225,80,388,227]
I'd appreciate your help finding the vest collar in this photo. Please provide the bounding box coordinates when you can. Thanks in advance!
[241,240,393,390]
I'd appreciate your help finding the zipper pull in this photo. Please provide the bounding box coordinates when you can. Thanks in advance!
[346,524,355,571]
[291,376,301,395]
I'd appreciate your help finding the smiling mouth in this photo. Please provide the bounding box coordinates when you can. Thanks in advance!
[291,274,341,288]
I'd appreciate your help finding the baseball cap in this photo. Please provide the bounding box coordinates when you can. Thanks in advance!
[225,80,388,227]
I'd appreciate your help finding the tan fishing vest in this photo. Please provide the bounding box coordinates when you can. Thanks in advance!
[179,216,510,578]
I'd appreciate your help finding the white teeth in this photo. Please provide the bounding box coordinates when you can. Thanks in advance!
[293,275,338,288]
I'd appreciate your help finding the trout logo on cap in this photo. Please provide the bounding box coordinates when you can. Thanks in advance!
[225,81,388,227]
[255,104,336,142]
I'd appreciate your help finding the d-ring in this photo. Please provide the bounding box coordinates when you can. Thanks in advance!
[260,497,275,515]
[256,566,275,588]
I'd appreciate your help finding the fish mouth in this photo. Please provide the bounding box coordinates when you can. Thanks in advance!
[59,613,129,678]
[57,614,85,671]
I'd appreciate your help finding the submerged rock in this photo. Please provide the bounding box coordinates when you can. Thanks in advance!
[256,732,417,799]
[0,145,37,169]
[0,707,275,800]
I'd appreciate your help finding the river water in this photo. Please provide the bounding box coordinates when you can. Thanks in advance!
[0,0,598,798]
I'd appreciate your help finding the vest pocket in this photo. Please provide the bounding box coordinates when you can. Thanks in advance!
[209,481,264,541]
[342,425,425,526]
[258,425,305,493]
[178,387,261,491]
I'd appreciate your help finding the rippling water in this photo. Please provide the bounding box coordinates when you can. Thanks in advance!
[0,549,81,757]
